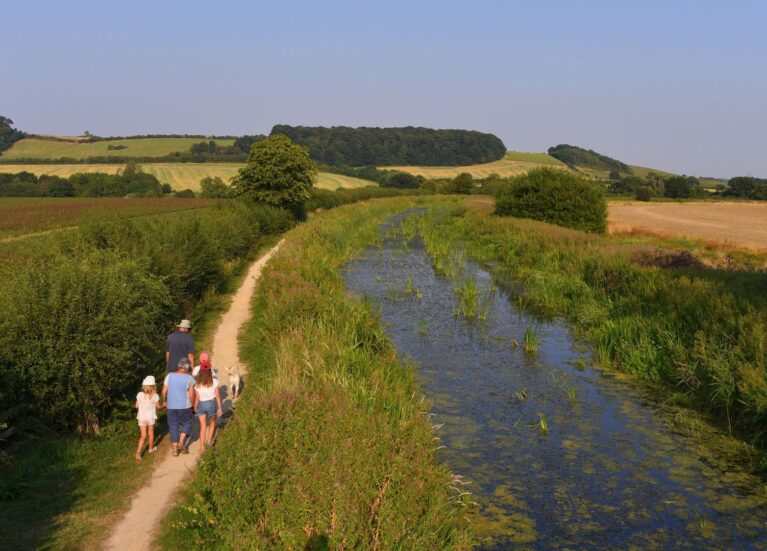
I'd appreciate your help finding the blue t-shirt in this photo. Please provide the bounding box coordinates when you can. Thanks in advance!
[166,331,195,374]
[164,372,194,409]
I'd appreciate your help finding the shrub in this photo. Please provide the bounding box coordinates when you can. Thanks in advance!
[495,168,607,233]
[0,250,171,431]
[635,186,653,201]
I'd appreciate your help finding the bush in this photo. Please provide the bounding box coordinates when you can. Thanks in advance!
[0,250,171,431]
[495,168,607,233]
[635,186,653,201]
[381,171,421,189]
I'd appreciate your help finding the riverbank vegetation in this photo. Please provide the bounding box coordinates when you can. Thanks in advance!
[417,200,767,455]
[161,199,473,549]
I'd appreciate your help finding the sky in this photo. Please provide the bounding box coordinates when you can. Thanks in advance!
[2,0,766,177]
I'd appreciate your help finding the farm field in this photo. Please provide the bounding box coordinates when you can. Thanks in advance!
[0,197,219,239]
[0,137,235,160]
[0,163,376,190]
[608,200,767,250]
[381,151,566,179]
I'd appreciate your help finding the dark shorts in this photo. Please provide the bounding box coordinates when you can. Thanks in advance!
[196,399,217,417]
[167,408,193,443]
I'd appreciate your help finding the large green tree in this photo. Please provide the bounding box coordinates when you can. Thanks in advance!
[0,116,25,153]
[233,135,316,218]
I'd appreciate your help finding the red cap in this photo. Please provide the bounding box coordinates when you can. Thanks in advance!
[200,360,211,370]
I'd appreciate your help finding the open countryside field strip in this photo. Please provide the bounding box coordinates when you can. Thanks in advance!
[0,164,376,190]
[382,151,566,179]
[0,197,219,239]
[0,137,235,159]
[608,201,767,250]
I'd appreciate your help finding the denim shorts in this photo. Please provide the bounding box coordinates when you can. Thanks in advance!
[196,399,217,417]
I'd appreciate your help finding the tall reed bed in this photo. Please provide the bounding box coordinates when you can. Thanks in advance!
[420,201,767,451]
[161,198,473,549]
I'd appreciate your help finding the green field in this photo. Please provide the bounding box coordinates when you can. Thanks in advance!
[381,151,566,179]
[0,163,376,191]
[1,137,235,160]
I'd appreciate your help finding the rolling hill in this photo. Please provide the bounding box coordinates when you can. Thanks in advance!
[380,151,567,179]
[1,137,236,160]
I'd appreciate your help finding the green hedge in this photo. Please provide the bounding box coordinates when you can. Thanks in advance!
[495,168,607,233]
[0,201,293,431]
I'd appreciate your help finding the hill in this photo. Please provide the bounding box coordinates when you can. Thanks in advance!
[379,151,566,179]
[271,124,506,166]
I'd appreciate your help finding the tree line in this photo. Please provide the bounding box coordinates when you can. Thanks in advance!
[270,125,507,166]
[548,144,632,174]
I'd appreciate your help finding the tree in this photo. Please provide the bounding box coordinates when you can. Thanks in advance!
[381,171,420,189]
[200,176,232,198]
[451,172,474,194]
[635,186,653,201]
[495,168,607,233]
[609,169,621,180]
[663,176,693,198]
[0,116,25,153]
[232,135,317,218]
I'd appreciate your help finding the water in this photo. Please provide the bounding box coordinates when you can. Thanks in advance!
[343,212,767,550]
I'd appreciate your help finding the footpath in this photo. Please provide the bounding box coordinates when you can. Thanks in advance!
[104,241,282,551]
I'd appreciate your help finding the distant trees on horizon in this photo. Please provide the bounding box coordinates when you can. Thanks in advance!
[271,125,507,166]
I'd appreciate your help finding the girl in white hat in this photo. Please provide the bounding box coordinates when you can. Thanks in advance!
[135,375,162,460]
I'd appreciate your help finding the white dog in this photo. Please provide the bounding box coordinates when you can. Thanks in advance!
[228,365,242,401]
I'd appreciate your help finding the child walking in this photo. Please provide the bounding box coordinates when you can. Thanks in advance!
[135,375,161,460]
[193,357,222,454]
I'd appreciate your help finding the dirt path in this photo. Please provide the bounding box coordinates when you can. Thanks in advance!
[104,241,282,551]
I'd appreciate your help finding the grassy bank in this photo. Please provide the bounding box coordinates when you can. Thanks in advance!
[417,200,767,455]
[160,198,473,549]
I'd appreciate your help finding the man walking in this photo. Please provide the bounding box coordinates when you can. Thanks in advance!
[166,319,195,374]
[162,358,195,456]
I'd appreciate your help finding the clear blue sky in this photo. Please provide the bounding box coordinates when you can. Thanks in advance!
[2,0,765,177]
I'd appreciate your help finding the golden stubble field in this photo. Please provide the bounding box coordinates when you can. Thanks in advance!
[0,163,375,191]
[609,201,767,251]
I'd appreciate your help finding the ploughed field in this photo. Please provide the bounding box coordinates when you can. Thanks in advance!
[0,197,219,239]
[609,201,767,250]
[0,164,375,191]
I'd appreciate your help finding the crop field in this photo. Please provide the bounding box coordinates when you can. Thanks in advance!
[0,197,219,239]
[0,163,376,191]
[609,200,767,250]
[381,151,566,179]
[0,137,235,160]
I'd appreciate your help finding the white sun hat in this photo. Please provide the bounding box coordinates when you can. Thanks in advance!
[142,375,157,386]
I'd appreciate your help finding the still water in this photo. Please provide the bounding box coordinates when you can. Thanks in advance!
[344,212,767,550]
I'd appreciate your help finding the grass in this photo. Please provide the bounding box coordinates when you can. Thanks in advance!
[0,164,377,191]
[381,151,567,179]
[159,198,473,549]
[0,197,220,240]
[0,137,235,160]
[419,198,767,451]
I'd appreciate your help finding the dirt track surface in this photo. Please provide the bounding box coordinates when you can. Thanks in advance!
[104,241,282,551]
[608,201,767,250]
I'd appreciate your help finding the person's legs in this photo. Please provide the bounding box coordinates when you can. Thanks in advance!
[136,424,147,459]
[178,408,193,453]
[167,409,180,453]
[148,424,156,451]
[197,413,207,454]
[207,416,216,445]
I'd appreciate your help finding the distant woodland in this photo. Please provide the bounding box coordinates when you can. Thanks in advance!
[271,125,507,166]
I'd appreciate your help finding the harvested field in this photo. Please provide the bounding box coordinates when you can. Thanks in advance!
[381,151,566,179]
[609,201,767,250]
[1,137,235,160]
[0,164,375,191]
